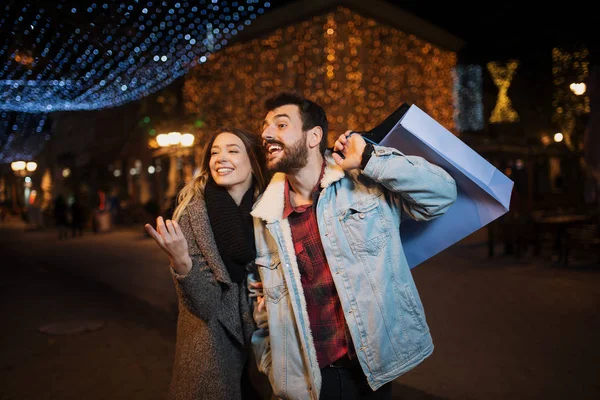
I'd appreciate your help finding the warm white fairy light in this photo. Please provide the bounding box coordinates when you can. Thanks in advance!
[183,6,457,139]
[487,60,520,123]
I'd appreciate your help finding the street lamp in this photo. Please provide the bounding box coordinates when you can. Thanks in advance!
[167,131,182,146]
[155,132,196,201]
[11,161,26,175]
[156,132,195,149]
[10,160,36,211]
[180,133,195,147]
[26,162,38,172]
[11,160,37,175]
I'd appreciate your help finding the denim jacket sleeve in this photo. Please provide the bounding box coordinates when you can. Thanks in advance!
[362,145,457,221]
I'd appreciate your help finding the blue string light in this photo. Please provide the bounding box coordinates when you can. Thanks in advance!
[0,111,49,163]
[0,1,271,112]
[453,65,484,132]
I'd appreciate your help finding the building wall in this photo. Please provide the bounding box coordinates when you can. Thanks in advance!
[183,6,457,143]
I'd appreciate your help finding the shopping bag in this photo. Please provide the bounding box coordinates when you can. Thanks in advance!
[361,104,514,268]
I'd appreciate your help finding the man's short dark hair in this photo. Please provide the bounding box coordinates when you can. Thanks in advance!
[264,92,329,155]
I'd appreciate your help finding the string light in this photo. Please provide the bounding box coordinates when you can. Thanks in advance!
[0,111,49,163]
[569,82,586,96]
[182,6,457,140]
[453,65,483,132]
[0,1,271,112]
[487,60,519,123]
[552,46,589,149]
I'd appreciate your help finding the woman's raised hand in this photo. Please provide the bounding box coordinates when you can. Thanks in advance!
[145,216,193,275]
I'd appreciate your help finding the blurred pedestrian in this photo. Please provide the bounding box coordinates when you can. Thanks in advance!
[144,127,271,400]
[108,188,120,225]
[26,191,44,230]
[70,197,84,237]
[53,195,69,240]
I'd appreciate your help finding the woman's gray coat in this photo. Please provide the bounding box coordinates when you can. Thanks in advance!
[167,197,256,400]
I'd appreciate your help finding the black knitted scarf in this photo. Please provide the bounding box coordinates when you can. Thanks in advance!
[204,177,256,283]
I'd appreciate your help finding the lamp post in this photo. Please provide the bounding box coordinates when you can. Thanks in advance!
[10,160,37,176]
[155,132,195,200]
[10,160,37,212]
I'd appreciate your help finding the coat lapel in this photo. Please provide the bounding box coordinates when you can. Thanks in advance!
[187,198,232,286]
[251,154,345,222]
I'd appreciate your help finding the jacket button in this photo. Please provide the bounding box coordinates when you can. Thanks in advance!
[359,213,365,219]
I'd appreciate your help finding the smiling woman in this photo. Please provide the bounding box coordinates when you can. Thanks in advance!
[209,132,255,203]
[143,127,271,400]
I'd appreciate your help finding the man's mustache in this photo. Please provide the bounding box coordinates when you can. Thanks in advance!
[263,139,285,148]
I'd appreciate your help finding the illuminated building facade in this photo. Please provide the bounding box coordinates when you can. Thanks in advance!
[182,1,463,143]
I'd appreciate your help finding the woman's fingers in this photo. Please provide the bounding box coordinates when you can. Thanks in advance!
[144,223,159,240]
[145,223,165,248]
[156,216,169,237]
[157,216,177,242]
[146,218,188,269]
[165,219,175,234]
[172,219,182,237]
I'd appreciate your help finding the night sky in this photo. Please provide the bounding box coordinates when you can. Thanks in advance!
[389,2,599,62]
[272,1,599,63]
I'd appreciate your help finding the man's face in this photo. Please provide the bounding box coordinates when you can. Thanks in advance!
[261,104,309,173]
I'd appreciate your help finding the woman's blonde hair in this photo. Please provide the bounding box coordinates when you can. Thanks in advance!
[172,127,268,221]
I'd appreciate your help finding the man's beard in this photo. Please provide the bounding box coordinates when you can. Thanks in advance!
[267,133,308,173]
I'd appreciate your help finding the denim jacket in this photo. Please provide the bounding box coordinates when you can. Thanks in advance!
[249,146,457,400]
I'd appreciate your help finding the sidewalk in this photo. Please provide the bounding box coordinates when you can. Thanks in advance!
[1,215,490,321]
[1,216,177,316]
[2,216,600,399]
[1,226,175,400]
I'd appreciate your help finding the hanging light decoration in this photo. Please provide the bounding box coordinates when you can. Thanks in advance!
[0,110,48,162]
[487,59,520,124]
[182,7,458,137]
[453,64,483,132]
[0,1,271,112]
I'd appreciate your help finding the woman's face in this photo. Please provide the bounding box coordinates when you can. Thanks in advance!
[209,132,253,192]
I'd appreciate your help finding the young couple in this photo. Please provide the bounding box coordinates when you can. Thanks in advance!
[145,92,457,400]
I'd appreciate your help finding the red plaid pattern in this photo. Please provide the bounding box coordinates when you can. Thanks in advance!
[283,165,352,369]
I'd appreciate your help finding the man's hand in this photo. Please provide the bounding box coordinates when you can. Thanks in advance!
[332,130,367,171]
[145,216,192,275]
[249,281,266,312]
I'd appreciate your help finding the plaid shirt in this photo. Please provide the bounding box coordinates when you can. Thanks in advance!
[283,164,352,369]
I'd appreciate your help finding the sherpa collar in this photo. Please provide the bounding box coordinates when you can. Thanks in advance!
[251,153,345,223]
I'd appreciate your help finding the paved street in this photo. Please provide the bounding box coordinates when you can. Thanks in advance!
[0,219,175,400]
[1,216,599,400]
